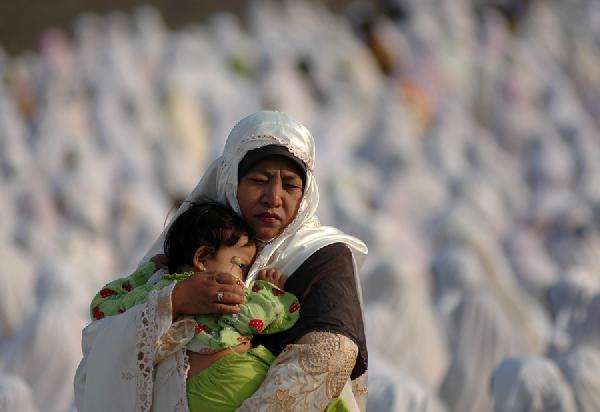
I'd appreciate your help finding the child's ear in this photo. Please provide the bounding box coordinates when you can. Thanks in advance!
[192,246,212,272]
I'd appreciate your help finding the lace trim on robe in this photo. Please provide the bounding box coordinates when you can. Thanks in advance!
[236,331,358,411]
[174,349,190,411]
[134,283,193,411]
[135,289,159,411]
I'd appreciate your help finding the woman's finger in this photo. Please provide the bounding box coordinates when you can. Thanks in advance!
[214,271,240,285]
[212,303,242,315]
[213,290,246,306]
[216,280,246,299]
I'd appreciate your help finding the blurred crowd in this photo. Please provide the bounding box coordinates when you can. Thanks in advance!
[1,0,600,411]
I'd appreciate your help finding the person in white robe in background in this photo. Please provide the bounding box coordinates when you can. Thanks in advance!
[0,374,39,412]
[491,356,576,412]
[558,345,600,412]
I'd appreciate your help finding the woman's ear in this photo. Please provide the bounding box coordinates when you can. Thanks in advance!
[192,246,212,272]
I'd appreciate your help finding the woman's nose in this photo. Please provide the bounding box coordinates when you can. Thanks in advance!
[261,182,283,207]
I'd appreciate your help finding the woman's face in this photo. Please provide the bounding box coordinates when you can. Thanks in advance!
[237,156,304,241]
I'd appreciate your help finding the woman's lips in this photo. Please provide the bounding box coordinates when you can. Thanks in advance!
[257,213,281,224]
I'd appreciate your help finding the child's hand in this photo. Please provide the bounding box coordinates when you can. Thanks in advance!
[257,268,288,289]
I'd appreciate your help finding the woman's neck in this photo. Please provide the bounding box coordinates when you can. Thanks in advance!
[255,238,273,253]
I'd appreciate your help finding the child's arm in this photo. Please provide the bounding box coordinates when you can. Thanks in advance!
[218,279,300,336]
[89,260,170,320]
[187,270,299,351]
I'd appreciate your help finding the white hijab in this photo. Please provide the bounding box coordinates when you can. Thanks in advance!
[491,356,577,412]
[142,110,367,294]
[559,346,600,412]
[0,373,40,412]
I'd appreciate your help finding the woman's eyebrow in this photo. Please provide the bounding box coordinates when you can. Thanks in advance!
[282,173,302,180]
[248,169,273,176]
[283,177,302,182]
[248,169,301,181]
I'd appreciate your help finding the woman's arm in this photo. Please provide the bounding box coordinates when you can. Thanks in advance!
[239,243,368,411]
[89,261,160,319]
[237,330,359,411]
[75,271,247,411]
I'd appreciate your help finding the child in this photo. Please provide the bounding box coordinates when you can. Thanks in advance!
[90,201,300,412]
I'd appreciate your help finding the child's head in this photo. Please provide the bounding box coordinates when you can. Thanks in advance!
[164,201,256,279]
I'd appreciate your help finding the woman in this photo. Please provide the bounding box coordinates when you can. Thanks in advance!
[74,110,368,411]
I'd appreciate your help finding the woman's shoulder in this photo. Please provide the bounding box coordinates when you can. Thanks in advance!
[306,242,352,262]
[290,242,355,284]
[292,224,368,256]
[273,225,367,277]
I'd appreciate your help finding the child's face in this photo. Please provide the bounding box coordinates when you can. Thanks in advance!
[202,234,256,280]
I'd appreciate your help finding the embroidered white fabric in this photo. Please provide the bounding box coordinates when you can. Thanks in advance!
[74,282,190,412]
[236,331,359,412]
[135,289,158,411]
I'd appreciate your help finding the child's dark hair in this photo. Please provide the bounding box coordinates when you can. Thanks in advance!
[164,200,254,273]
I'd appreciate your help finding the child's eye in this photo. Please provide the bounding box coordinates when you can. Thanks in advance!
[230,256,246,269]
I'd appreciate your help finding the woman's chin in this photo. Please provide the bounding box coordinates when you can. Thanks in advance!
[255,229,282,242]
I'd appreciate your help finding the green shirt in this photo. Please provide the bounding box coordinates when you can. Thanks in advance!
[90,261,300,352]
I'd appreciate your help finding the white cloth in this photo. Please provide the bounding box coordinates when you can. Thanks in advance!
[74,284,188,412]
[3,271,87,412]
[491,356,577,412]
[367,353,448,412]
[0,245,36,340]
[363,255,449,392]
[559,346,600,412]
[548,268,600,355]
[504,227,559,301]
[0,374,39,412]
[440,291,530,412]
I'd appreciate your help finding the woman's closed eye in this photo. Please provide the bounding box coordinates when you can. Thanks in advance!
[284,182,301,189]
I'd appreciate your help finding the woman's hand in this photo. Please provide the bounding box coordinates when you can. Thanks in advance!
[171,272,247,321]
[257,268,288,289]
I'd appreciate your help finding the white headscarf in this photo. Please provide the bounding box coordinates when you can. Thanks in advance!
[142,110,367,290]
[440,291,530,412]
[363,255,449,392]
[559,346,600,412]
[547,268,600,355]
[367,353,448,412]
[491,356,577,412]
[0,374,39,412]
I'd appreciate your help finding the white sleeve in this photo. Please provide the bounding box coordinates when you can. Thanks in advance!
[74,284,195,412]
[236,331,360,412]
